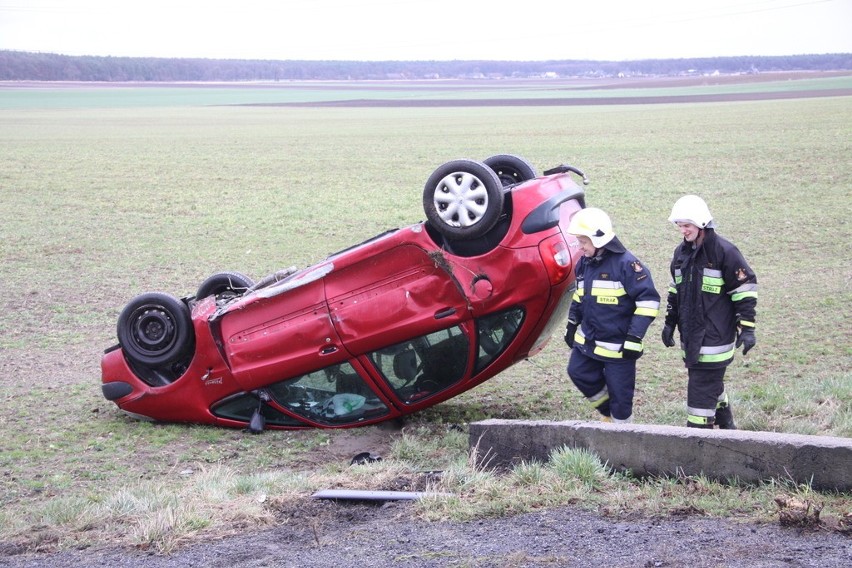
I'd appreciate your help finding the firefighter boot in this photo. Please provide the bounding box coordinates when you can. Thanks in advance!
[715,401,736,430]
[714,393,736,429]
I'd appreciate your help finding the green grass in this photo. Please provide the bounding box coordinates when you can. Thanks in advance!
[0,83,850,551]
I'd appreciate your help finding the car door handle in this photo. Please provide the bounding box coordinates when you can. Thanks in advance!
[320,345,338,355]
[434,307,456,319]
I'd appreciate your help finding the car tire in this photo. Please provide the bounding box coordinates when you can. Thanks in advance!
[117,292,195,367]
[423,159,504,240]
[196,271,254,300]
[483,154,538,187]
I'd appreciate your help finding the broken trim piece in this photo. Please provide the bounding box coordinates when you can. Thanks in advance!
[311,489,449,501]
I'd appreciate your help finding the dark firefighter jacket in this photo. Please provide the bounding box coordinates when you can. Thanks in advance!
[568,237,661,360]
[664,228,758,368]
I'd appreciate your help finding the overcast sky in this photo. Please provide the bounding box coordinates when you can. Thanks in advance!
[0,0,850,62]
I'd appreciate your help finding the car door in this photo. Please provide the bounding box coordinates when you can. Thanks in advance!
[324,243,471,356]
[217,266,346,391]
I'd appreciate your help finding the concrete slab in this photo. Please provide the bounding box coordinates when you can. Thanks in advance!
[469,419,852,491]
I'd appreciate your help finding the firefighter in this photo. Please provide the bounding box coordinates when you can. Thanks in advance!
[661,195,758,429]
[563,207,660,423]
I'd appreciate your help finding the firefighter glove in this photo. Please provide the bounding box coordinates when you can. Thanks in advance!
[564,321,577,348]
[661,324,676,347]
[622,335,643,360]
[736,327,756,355]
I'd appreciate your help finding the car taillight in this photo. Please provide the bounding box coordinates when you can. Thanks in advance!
[539,235,574,285]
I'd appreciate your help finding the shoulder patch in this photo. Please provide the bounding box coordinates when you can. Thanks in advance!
[630,261,644,273]
[736,268,748,281]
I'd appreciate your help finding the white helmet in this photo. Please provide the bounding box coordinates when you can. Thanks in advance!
[669,195,714,229]
[566,207,615,248]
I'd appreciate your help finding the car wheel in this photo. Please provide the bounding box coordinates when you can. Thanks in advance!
[196,271,254,300]
[423,159,504,240]
[484,154,538,187]
[117,292,195,367]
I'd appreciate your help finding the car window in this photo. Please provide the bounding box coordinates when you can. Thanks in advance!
[369,326,469,405]
[264,362,390,426]
[212,392,305,427]
[475,307,525,372]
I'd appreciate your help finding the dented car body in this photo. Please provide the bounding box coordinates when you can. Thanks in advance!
[101,156,587,430]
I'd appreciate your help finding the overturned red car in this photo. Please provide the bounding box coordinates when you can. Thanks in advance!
[101,155,587,431]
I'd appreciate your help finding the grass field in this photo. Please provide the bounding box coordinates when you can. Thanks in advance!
[0,77,850,551]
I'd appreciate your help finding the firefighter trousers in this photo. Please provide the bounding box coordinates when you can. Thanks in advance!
[687,366,727,427]
[568,348,636,421]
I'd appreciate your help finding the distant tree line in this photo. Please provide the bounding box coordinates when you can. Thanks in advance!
[1,50,850,82]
